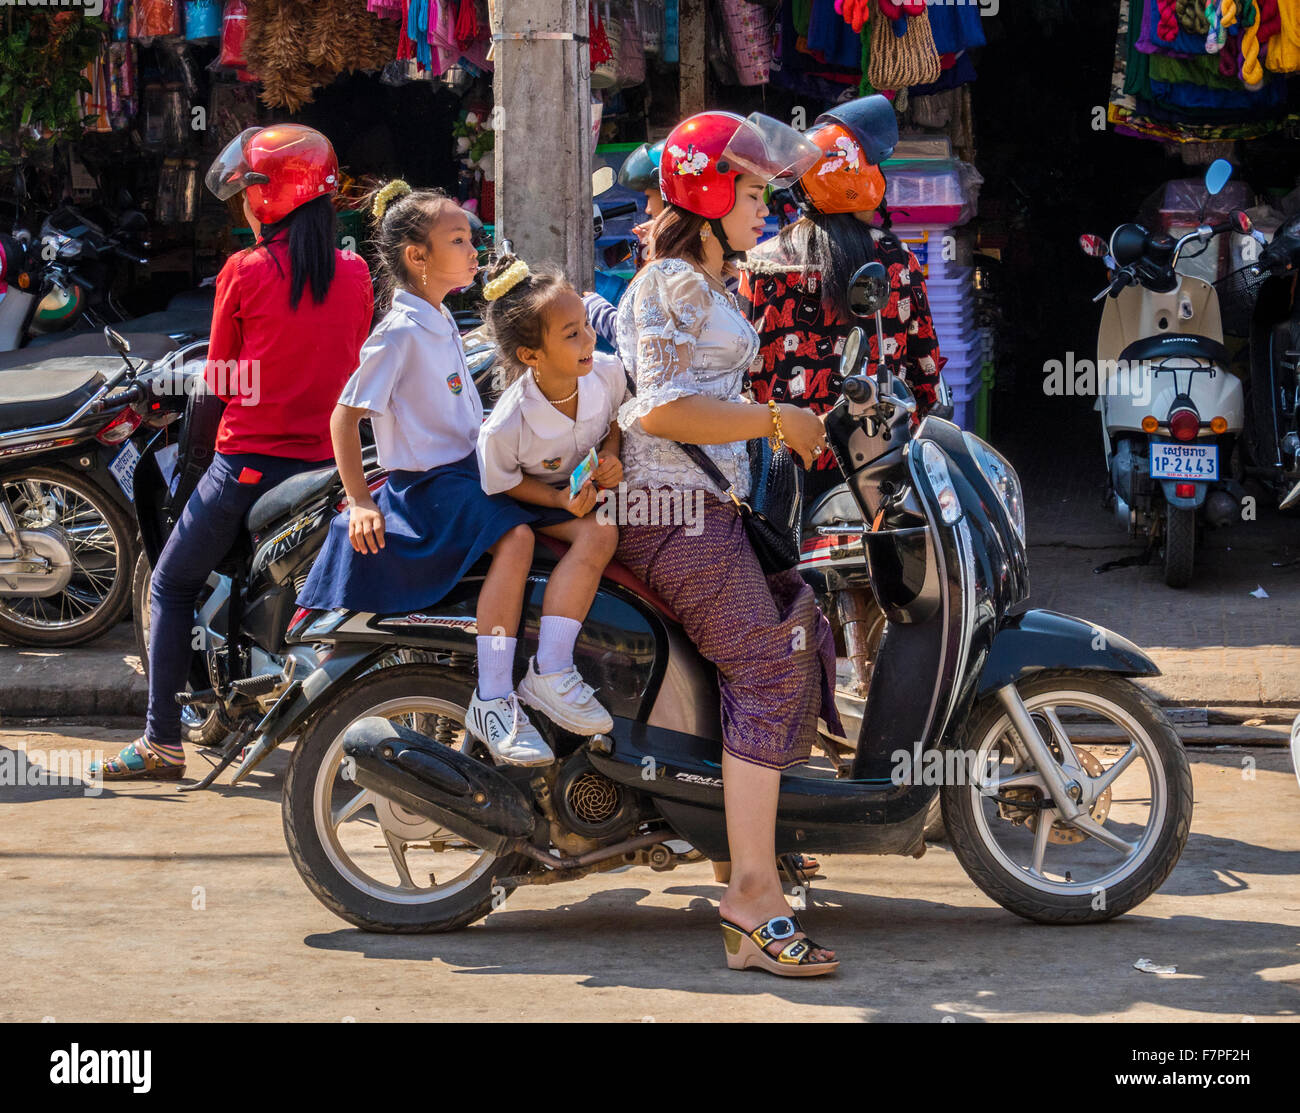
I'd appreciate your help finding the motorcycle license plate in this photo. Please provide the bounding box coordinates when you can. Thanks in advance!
[1150,442,1218,481]
[109,439,141,501]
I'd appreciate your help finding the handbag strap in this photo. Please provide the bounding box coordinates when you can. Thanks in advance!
[674,441,751,512]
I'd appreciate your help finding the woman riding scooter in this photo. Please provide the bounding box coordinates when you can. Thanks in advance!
[739,96,944,506]
[613,110,845,976]
[91,125,375,780]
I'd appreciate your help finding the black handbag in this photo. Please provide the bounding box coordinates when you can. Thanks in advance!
[675,437,804,575]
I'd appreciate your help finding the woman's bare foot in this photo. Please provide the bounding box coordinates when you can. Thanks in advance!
[719,872,835,964]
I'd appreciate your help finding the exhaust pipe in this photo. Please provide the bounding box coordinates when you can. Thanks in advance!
[342,717,536,854]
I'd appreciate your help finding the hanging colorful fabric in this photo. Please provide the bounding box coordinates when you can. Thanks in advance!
[619,2,647,87]
[590,2,614,67]
[717,0,774,85]
[185,0,223,39]
[592,2,623,88]
[867,7,940,89]
[837,0,872,34]
[454,0,480,45]
[219,0,249,67]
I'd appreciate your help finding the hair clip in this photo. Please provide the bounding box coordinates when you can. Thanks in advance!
[372,179,412,221]
[483,259,531,301]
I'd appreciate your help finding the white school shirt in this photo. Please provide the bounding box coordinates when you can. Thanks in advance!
[477,352,629,495]
[337,288,482,472]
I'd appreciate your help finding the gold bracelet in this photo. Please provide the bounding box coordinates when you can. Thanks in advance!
[767,398,786,451]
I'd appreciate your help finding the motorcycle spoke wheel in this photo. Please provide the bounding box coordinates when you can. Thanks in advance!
[0,470,132,640]
[313,696,494,904]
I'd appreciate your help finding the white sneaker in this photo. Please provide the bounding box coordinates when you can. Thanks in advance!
[517,657,614,736]
[465,690,554,766]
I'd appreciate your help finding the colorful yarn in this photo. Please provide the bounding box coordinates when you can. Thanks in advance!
[1206,0,1225,51]
[1157,0,1181,40]
[1241,0,1265,85]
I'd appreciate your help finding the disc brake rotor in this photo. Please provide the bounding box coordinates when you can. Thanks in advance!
[996,748,1113,844]
[1032,749,1112,845]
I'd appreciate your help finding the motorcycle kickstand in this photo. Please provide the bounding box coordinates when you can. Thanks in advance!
[178,725,254,793]
[778,853,813,890]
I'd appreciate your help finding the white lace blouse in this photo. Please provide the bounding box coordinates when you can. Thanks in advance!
[615,257,758,501]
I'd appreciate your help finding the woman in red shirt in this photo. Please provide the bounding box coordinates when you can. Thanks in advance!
[93,125,374,779]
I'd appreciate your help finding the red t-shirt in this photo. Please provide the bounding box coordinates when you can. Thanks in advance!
[204,238,374,459]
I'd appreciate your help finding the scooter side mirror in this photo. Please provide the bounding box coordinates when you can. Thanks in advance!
[104,325,131,357]
[1079,233,1106,257]
[840,326,864,378]
[1204,158,1233,197]
[847,261,890,317]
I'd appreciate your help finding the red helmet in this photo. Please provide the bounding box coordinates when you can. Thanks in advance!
[205,124,339,225]
[793,122,887,215]
[660,111,821,220]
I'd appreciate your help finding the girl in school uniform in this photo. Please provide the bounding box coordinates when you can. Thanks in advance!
[476,253,625,736]
[297,182,557,766]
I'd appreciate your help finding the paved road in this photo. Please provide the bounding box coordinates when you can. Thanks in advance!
[1,721,1296,1022]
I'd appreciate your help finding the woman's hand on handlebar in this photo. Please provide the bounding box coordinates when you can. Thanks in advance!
[348,498,385,554]
[778,404,829,468]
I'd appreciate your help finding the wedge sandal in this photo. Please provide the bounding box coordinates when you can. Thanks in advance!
[719,914,839,977]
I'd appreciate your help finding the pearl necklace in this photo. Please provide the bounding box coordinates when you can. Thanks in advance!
[533,370,578,405]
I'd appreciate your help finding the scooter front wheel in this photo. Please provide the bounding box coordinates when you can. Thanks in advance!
[941,670,1192,923]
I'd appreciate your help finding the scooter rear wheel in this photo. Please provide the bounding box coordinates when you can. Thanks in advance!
[941,670,1192,924]
[282,663,532,933]
[1162,504,1196,588]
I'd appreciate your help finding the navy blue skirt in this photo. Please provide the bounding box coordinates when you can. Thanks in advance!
[297,451,538,614]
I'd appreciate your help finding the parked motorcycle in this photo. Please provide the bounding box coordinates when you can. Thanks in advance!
[247,262,1192,934]
[0,202,154,353]
[0,327,174,646]
[1081,159,1255,587]
[1214,212,1300,513]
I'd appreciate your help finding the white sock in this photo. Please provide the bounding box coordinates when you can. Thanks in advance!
[536,615,582,675]
[476,634,517,700]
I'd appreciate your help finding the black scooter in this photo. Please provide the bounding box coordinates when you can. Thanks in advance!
[263,265,1192,933]
[1216,212,1300,512]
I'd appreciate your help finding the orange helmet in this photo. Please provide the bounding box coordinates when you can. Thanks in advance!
[792,122,886,215]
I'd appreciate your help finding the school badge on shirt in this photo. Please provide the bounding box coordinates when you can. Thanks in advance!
[446,371,463,396]
[542,457,562,471]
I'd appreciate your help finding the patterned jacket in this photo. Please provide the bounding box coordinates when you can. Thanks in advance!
[738,227,945,481]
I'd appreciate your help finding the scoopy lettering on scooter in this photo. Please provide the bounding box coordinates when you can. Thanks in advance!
[1041,353,1153,407]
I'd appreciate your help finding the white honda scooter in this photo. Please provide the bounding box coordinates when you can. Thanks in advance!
[1081,159,1260,587]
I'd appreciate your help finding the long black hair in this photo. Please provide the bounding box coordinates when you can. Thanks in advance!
[776,210,901,323]
[254,194,338,310]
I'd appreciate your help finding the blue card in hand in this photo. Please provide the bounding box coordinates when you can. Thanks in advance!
[569,447,598,498]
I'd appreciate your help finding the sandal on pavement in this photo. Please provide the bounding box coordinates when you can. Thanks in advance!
[720,913,839,977]
[89,738,185,781]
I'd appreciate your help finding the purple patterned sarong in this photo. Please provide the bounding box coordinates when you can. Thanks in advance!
[615,489,844,771]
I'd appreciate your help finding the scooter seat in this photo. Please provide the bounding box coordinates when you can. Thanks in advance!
[534,534,680,624]
[247,465,340,535]
[11,327,194,366]
[0,356,106,431]
[1119,334,1228,367]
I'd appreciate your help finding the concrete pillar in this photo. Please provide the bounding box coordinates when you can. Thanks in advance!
[491,0,593,288]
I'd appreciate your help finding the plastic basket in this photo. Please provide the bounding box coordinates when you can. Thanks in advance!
[1213,264,1270,337]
